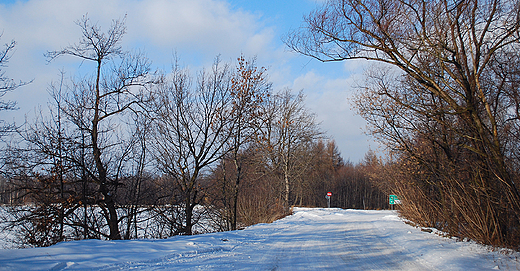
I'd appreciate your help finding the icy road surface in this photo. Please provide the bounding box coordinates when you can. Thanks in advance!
[1,208,519,270]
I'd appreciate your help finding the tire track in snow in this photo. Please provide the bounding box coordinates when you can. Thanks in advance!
[96,209,433,270]
[244,209,432,270]
[339,211,432,270]
[3,208,516,270]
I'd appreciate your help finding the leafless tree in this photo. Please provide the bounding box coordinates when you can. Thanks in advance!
[257,89,322,211]
[45,15,155,240]
[287,0,520,248]
[151,57,234,235]
[222,56,270,230]
[0,36,30,137]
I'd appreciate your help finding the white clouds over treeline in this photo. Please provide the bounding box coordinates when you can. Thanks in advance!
[0,0,374,161]
[0,0,280,116]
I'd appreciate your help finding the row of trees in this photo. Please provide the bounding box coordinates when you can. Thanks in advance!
[7,0,518,252]
[6,0,516,251]
[211,140,387,231]
[287,0,520,249]
[0,15,388,247]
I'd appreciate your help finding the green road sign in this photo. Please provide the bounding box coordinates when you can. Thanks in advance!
[389,195,401,205]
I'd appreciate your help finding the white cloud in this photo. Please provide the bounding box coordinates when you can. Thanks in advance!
[0,0,281,120]
[0,0,374,161]
[289,69,377,162]
[0,0,279,67]
[122,0,278,63]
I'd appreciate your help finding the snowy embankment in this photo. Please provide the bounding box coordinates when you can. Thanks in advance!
[0,208,518,270]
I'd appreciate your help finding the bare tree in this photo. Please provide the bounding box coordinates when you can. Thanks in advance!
[258,89,322,211]
[119,109,155,240]
[0,38,23,107]
[45,15,154,240]
[223,56,270,230]
[287,0,520,247]
[0,36,30,138]
[151,57,234,235]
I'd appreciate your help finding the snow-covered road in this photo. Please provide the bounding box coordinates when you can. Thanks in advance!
[0,208,518,270]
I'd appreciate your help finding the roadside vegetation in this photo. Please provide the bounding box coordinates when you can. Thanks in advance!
[3,0,518,251]
[287,0,520,249]
[0,14,386,248]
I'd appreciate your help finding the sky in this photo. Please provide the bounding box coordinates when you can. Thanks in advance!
[0,0,378,162]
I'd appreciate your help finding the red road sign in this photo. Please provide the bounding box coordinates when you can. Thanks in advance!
[327,192,332,196]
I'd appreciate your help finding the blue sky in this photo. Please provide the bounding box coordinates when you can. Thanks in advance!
[0,0,377,162]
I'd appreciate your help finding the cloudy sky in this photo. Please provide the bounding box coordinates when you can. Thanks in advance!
[0,0,377,162]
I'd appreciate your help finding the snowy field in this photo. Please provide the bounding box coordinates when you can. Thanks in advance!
[0,208,519,270]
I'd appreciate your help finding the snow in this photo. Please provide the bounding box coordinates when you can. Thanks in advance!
[0,208,518,270]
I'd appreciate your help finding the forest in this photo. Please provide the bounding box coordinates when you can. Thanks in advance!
[2,0,520,252]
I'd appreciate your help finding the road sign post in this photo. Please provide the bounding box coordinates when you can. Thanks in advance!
[326,192,332,208]
[389,195,401,210]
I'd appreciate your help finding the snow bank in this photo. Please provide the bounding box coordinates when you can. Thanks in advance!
[0,208,518,270]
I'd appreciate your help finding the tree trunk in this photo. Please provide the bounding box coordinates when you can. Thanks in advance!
[231,159,241,230]
[284,162,290,211]
[185,194,193,235]
[93,60,121,240]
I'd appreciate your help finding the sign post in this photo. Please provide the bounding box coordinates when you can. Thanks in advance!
[326,192,332,208]
[389,195,401,210]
